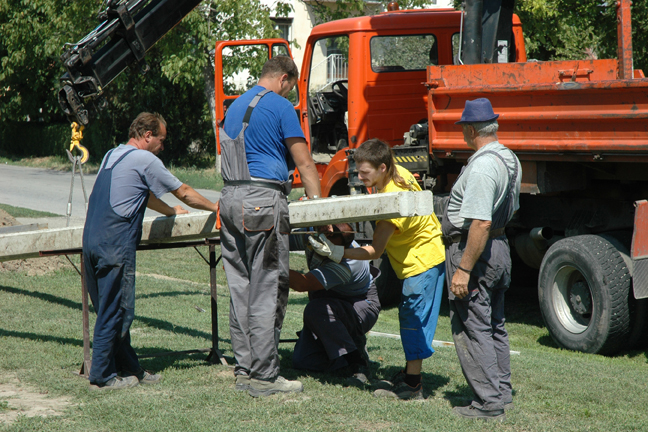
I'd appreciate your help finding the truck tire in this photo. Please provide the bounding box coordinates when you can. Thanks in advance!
[598,232,648,350]
[538,235,631,355]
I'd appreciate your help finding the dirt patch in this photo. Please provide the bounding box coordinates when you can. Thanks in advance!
[0,209,69,276]
[0,209,18,228]
[0,256,69,276]
[0,374,73,426]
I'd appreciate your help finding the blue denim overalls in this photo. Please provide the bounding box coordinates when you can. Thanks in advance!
[83,148,147,385]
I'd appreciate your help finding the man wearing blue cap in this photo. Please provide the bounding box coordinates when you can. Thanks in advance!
[442,98,521,421]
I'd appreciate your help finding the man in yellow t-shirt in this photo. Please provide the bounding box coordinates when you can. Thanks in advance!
[309,138,445,400]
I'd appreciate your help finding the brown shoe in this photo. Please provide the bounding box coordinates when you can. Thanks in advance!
[373,382,423,400]
[136,370,162,385]
[453,405,505,421]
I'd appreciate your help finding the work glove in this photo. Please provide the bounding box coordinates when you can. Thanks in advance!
[308,233,344,263]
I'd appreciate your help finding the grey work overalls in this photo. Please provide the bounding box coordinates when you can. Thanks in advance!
[442,149,519,411]
[219,89,292,380]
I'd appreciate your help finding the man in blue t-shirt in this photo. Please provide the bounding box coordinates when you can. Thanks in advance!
[219,56,321,397]
[289,224,381,387]
[83,112,219,391]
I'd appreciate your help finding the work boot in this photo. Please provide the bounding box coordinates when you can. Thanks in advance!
[235,374,251,392]
[135,370,162,385]
[89,375,139,391]
[373,369,406,390]
[453,405,505,421]
[373,382,423,400]
[248,376,303,398]
[345,363,371,388]
[121,369,163,385]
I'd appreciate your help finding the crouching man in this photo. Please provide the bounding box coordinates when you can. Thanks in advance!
[289,223,381,385]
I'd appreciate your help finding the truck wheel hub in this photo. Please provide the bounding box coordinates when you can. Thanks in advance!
[569,281,592,316]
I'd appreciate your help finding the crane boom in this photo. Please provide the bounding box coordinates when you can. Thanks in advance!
[58,0,202,125]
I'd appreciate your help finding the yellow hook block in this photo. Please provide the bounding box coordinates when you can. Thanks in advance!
[70,122,89,164]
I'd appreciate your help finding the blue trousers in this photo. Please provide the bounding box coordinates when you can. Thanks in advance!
[84,249,140,385]
[399,262,445,361]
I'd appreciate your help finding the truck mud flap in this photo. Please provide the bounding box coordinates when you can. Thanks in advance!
[631,200,648,299]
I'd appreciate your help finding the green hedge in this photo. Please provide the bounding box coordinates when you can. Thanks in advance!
[0,121,116,163]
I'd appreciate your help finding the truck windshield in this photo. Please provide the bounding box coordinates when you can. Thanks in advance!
[370,34,437,72]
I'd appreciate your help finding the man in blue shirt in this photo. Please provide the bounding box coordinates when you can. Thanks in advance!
[219,56,321,397]
[289,224,381,386]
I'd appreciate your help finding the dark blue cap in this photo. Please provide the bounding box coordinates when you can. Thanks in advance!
[455,98,499,124]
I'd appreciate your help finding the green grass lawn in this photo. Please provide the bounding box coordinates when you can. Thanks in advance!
[1,243,648,431]
[0,204,60,219]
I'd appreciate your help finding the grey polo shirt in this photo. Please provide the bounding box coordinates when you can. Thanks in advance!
[447,141,521,230]
[99,144,183,219]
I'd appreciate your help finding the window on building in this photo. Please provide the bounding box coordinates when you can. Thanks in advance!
[272,18,292,42]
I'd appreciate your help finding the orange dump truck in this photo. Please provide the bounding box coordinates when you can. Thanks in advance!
[214,1,648,354]
[416,0,648,355]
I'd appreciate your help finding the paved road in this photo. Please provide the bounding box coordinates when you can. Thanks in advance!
[0,164,220,227]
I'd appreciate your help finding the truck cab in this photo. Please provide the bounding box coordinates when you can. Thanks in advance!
[213,8,526,197]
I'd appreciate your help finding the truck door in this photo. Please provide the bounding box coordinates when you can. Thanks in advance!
[213,39,303,182]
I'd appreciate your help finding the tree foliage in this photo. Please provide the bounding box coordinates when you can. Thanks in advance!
[451,0,647,72]
[0,0,98,122]
[103,0,284,165]
[0,0,283,164]
[308,0,432,25]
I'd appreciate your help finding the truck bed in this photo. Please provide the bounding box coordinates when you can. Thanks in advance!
[427,59,648,163]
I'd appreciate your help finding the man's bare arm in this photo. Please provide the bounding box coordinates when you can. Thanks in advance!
[146,192,188,216]
[343,221,396,261]
[289,270,324,292]
[450,219,491,299]
[287,137,321,199]
[171,184,219,212]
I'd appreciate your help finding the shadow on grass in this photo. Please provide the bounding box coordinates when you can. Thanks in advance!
[535,335,648,358]
[375,283,545,328]
[0,328,83,347]
[0,284,83,311]
[443,386,518,407]
[136,289,216,300]
[443,384,476,407]
[537,334,560,349]
[135,346,227,372]
[277,347,450,398]
[133,314,213,341]
[1,284,222,343]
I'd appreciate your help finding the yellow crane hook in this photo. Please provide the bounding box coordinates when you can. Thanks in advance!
[69,122,89,164]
